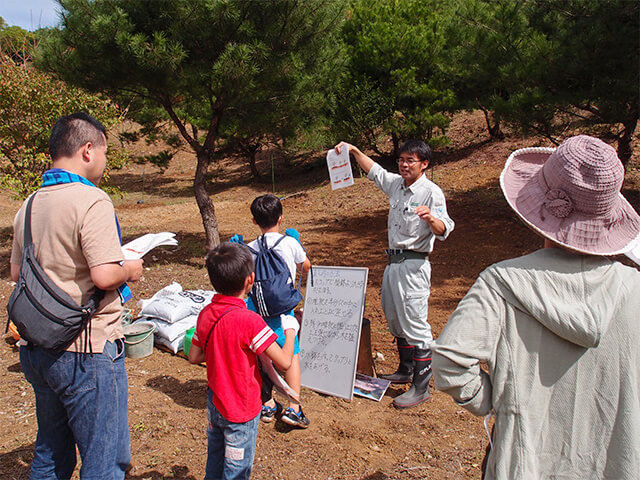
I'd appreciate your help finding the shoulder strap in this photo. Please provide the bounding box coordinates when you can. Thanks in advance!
[269,233,311,289]
[246,234,287,255]
[242,236,258,255]
[203,306,240,354]
[273,233,310,289]
[271,234,287,249]
[21,190,105,354]
[23,192,37,247]
[258,234,269,252]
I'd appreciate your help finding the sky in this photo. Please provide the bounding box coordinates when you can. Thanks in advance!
[1,0,61,31]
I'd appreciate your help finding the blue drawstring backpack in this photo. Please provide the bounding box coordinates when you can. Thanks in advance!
[243,235,303,318]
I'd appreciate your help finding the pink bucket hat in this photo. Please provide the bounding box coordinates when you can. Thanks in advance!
[500,135,640,256]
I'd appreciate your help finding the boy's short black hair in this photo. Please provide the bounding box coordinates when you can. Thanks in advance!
[205,242,254,296]
[250,194,283,229]
[399,139,432,163]
[49,112,107,160]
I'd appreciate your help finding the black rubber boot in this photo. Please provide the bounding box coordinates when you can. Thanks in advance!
[392,348,432,409]
[379,337,414,384]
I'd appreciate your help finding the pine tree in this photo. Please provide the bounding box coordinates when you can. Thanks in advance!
[39,0,345,248]
[335,0,455,158]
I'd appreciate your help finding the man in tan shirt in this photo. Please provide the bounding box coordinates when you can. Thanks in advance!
[10,112,143,479]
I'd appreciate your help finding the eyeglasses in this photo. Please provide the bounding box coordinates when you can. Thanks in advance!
[396,157,421,165]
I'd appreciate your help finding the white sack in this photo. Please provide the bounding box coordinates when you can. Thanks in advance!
[138,282,182,312]
[139,315,197,342]
[154,334,184,354]
[139,283,214,323]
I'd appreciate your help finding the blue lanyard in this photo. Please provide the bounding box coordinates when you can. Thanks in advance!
[42,168,96,188]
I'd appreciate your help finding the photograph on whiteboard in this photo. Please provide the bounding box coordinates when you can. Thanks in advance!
[353,373,391,402]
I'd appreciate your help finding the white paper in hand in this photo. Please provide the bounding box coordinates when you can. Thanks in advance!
[122,232,178,260]
[326,146,354,190]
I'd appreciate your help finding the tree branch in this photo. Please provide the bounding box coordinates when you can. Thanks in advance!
[161,98,200,152]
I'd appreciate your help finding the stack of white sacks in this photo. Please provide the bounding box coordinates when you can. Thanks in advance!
[134,282,214,353]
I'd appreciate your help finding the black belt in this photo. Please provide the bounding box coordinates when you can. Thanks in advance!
[385,249,429,264]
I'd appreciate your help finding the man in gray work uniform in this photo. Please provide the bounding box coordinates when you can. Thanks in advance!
[334,139,454,408]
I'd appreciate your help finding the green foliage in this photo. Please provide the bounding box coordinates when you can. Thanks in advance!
[133,150,172,173]
[514,0,639,162]
[445,0,533,138]
[39,0,345,152]
[447,0,639,162]
[37,0,346,247]
[334,0,455,156]
[0,54,126,197]
[0,22,56,64]
[332,75,394,151]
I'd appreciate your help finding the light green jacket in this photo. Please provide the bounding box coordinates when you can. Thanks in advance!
[432,248,640,480]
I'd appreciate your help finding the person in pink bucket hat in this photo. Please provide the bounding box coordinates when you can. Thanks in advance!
[431,135,640,480]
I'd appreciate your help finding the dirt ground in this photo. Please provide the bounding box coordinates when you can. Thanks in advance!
[1,111,638,480]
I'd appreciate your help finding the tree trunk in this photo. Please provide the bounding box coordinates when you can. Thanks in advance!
[617,115,638,168]
[194,151,220,250]
[248,149,261,179]
[480,106,504,140]
[391,131,400,161]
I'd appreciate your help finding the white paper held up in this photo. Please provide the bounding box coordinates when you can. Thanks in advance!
[326,146,354,191]
[122,232,178,260]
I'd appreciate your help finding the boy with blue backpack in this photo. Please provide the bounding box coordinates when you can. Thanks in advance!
[233,194,311,428]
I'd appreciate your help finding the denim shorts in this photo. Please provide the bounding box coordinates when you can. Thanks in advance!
[205,388,260,479]
[265,311,301,355]
[246,297,300,355]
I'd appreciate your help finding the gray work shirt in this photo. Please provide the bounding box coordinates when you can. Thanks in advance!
[368,163,454,252]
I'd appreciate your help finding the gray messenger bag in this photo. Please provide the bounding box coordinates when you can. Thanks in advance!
[5,192,105,352]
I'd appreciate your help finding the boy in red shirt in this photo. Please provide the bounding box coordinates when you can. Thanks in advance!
[189,242,298,479]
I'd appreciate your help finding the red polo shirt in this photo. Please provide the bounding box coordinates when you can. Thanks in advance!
[192,294,277,423]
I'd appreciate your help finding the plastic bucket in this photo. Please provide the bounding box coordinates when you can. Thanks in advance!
[123,321,156,359]
[120,308,133,326]
[183,327,195,357]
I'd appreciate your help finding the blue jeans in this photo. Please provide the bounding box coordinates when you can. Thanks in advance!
[20,339,130,480]
[205,389,260,480]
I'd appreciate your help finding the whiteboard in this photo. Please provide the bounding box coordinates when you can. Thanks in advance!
[299,266,368,400]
